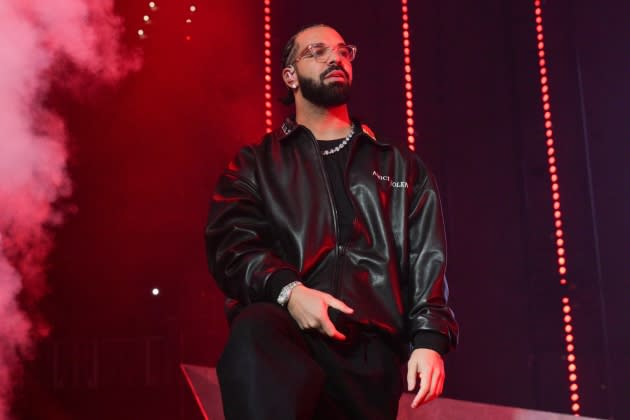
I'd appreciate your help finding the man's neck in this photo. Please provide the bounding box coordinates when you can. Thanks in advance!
[295,102,352,141]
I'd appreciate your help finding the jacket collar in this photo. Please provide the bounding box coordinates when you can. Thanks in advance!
[271,116,390,146]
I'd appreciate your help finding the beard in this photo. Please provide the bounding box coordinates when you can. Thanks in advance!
[298,67,351,107]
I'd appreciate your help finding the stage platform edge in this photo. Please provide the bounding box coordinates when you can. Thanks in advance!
[180,364,603,420]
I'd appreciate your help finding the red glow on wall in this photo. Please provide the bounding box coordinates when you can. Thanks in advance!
[533,1,581,414]
[400,0,416,152]
[263,0,272,133]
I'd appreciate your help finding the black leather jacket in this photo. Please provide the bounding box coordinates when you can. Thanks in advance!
[205,118,458,353]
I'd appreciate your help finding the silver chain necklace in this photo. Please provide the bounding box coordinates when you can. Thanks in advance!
[321,124,355,156]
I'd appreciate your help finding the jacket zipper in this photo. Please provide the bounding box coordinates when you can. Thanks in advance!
[305,130,342,295]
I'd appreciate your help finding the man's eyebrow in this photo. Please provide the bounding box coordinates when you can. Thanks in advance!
[309,42,346,47]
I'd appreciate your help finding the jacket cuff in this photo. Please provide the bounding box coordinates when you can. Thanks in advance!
[265,269,301,302]
[412,331,451,356]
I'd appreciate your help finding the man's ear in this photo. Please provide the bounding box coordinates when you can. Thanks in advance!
[282,65,298,89]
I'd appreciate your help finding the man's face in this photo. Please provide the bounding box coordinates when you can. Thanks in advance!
[292,26,353,107]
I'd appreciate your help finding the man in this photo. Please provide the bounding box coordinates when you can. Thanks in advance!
[205,24,458,419]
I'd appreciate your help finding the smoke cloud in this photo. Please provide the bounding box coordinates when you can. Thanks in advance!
[0,0,138,417]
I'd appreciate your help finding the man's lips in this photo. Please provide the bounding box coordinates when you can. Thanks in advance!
[324,70,346,79]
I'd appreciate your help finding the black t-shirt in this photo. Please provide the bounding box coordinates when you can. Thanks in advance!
[317,138,355,245]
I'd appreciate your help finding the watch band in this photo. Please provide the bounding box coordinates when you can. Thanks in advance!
[276,281,302,307]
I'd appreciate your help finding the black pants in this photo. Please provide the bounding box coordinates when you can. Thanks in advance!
[216,303,403,420]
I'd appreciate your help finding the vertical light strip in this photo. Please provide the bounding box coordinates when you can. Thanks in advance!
[263,0,273,133]
[533,1,581,415]
[400,0,416,152]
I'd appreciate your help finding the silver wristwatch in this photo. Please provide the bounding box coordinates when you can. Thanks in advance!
[277,281,302,307]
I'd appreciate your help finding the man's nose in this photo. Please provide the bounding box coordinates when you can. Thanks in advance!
[327,48,344,64]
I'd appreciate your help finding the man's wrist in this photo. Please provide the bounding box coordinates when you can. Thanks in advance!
[265,269,300,301]
[277,281,303,307]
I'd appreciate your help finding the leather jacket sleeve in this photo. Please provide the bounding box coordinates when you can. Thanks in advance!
[205,145,300,304]
[407,164,459,352]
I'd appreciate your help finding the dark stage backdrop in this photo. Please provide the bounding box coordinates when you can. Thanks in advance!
[20,0,627,419]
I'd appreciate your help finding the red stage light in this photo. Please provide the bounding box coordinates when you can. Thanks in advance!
[262,0,273,133]
[400,0,416,153]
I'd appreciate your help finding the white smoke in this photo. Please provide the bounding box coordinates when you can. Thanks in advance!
[0,0,139,417]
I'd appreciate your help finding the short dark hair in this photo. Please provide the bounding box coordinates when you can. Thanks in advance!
[280,23,332,105]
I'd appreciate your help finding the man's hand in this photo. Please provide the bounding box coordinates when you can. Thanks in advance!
[286,285,354,340]
[407,348,444,408]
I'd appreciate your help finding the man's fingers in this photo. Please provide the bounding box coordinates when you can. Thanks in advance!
[411,376,429,408]
[320,314,346,340]
[426,368,441,403]
[436,373,445,397]
[407,361,417,391]
[412,369,431,408]
[326,296,354,314]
